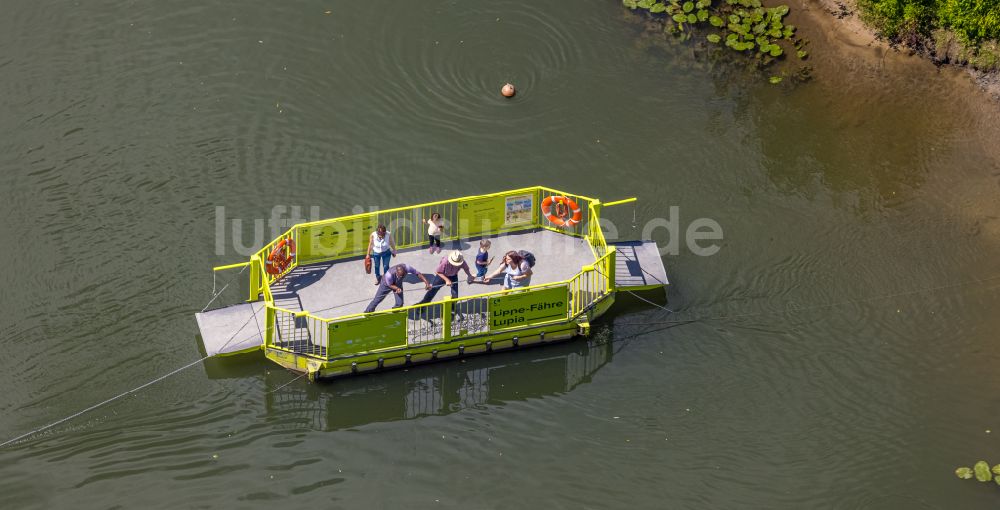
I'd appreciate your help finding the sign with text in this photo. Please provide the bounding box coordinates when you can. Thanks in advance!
[459,191,537,238]
[490,285,568,331]
[327,310,406,357]
[459,195,505,238]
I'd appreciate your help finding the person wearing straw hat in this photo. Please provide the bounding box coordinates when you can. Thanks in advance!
[417,250,474,304]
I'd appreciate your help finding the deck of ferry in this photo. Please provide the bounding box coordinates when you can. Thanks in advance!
[196,228,667,357]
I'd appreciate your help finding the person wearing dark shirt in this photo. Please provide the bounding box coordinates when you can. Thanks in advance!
[364,263,430,313]
[474,239,492,279]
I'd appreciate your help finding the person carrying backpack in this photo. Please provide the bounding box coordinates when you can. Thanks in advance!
[483,250,533,289]
[517,250,535,269]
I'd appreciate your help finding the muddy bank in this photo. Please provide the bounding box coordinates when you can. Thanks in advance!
[800,0,1000,100]
[620,0,1000,244]
[781,0,1000,242]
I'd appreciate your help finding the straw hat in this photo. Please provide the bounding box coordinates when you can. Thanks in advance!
[448,250,465,266]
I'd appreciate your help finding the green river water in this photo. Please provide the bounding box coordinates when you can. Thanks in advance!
[2,0,1000,508]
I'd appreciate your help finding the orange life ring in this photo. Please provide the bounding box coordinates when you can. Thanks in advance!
[540,195,582,227]
[265,238,296,275]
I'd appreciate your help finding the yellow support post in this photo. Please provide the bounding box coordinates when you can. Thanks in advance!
[607,249,616,292]
[591,199,602,221]
[249,255,261,302]
[442,298,453,341]
[264,306,275,347]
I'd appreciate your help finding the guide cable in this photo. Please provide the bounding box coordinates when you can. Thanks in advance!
[5,266,1000,449]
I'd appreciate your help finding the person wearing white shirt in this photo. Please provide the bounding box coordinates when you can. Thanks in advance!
[367,224,397,285]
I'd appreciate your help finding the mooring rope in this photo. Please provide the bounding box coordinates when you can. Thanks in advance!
[308,277,499,315]
[620,287,676,315]
[201,264,249,313]
[0,357,211,448]
[267,370,310,394]
[5,263,999,449]
[2,272,537,447]
[0,297,259,449]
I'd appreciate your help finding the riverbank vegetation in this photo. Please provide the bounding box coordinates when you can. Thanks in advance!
[855,0,1000,71]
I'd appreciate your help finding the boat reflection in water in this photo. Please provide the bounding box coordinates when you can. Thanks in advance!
[204,337,613,431]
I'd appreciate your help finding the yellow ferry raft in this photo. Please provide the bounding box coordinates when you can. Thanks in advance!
[196,187,668,381]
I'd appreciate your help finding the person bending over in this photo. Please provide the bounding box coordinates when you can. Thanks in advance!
[364,263,430,313]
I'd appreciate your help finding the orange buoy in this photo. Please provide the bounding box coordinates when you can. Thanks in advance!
[501,83,516,98]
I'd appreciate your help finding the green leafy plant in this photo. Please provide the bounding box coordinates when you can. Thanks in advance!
[955,460,1000,487]
[975,461,993,482]
[622,0,813,82]
[623,0,800,62]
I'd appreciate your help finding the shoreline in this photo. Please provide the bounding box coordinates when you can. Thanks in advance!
[794,0,1000,242]
[801,0,1000,101]
[792,0,1000,242]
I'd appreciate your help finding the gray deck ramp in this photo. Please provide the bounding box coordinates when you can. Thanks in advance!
[611,240,668,289]
[195,302,265,356]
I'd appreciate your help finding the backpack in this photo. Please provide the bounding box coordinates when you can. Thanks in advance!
[518,250,536,268]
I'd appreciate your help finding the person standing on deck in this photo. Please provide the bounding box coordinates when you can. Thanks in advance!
[474,239,492,279]
[417,250,474,304]
[364,263,431,313]
[367,224,396,285]
[482,250,532,290]
[426,213,444,254]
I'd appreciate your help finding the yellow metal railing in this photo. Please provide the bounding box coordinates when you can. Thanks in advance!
[588,213,608,259]
[265,253,616,362]
[537,187,592,239]
[291,187,547,267]
[535,186,608,258]
[268,306,329,358]
[568,250,615,319]
[248,254,276,303]
[219,186,626,361]
[254,228,297,287]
